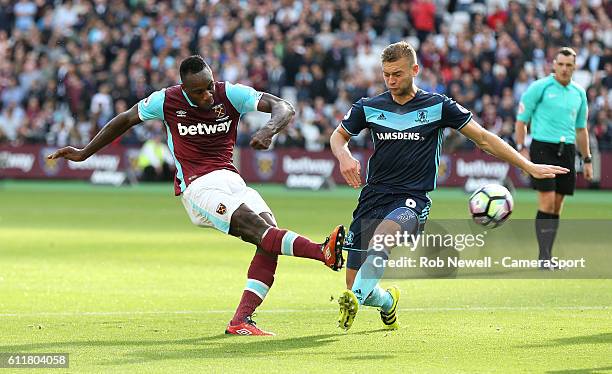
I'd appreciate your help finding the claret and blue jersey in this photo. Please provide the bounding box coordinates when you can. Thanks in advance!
[137,81,263,195]
[341,89,472,192]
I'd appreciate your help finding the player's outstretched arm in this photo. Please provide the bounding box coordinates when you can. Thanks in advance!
[331,126,361,188]
[250,93,295,150]
[47,105,142,162]
[460,119,569,179]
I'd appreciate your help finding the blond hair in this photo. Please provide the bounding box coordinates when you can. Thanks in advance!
[381,41,417,65]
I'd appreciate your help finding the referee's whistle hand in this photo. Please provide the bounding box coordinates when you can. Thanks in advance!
[528,163,570,179]
[583,163,593,181]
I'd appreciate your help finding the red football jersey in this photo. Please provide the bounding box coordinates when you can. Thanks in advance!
[137,81,262,195]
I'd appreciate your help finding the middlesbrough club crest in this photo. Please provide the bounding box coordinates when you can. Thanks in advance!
[212,104,225,118]
[416,110,429,124]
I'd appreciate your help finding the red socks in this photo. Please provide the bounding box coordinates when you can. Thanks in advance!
[259,227,323,262]
[230,251,277,325]
[230,228,325,326]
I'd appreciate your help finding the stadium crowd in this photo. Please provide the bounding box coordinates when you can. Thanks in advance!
[0,0,610,153]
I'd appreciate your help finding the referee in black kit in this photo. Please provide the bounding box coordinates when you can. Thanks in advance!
[514,47,593,265]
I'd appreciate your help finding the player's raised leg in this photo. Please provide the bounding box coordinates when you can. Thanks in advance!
[226,206,344,335]
[181,171,345,271]
[229,204,345,271]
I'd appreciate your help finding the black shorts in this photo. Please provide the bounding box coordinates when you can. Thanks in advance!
[345,185,431,270]
[530,139,576,195]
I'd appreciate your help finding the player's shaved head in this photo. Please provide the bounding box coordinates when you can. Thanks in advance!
[180,55,215,109]
[180,55,211,81]
[381,41,417,66]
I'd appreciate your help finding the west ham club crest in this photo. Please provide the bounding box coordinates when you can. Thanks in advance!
[213,104,225,118]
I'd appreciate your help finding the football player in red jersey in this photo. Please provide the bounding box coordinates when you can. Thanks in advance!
[48,55,345,336]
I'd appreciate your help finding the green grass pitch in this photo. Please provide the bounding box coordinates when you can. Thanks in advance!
[0,180,610,373]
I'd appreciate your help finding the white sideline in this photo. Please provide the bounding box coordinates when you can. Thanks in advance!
[0,305,608,318]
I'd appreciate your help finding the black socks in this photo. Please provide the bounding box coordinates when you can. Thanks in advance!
[535,210,560,261]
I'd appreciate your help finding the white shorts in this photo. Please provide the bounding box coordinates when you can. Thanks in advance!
[180,169,274,233]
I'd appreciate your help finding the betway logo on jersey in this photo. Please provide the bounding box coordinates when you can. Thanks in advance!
[178,120,231,136]
[376,132,421,141]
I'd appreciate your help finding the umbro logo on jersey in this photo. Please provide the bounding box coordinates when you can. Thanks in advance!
[176,110,187,118]
[377,113,387,120]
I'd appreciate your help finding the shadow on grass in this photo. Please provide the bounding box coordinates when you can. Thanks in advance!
[0,329,398,365]
[102,333,342,365]
[545,367,612,374]
[520,333,612,348]
[0,335,223,352]
[101,330,399,366]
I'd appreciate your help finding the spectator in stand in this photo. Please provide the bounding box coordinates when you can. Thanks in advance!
[0,0,608,154]
[90,83,113,129]
[411,0,436,43]
[295,65,313,102]
[0,102,25,144]
[274,126,306,148]
[309,65,329,102]
[593,109,612,151]
[385,2,410,44]
[137,133,174,182]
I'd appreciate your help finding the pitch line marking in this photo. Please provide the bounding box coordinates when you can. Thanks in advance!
[0,306,608,318]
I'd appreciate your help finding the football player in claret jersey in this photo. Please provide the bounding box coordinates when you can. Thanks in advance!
[48,55,346,336]
[330,41,569,331]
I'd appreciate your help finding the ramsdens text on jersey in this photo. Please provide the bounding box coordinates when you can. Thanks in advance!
[375,132,421,141]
